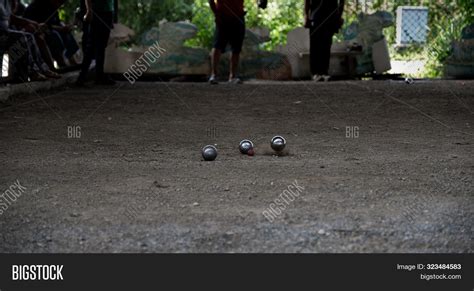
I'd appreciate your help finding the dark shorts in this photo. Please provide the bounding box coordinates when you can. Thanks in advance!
[213,16,246,53]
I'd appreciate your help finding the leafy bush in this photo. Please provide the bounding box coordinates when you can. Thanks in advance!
[118,0,193,37]
[56,0,193,37]
[371,0,473,77]
[187,0,304,50]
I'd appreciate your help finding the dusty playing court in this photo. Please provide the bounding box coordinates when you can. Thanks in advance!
[0,80,472,252]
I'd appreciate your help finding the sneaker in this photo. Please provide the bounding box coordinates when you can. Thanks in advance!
[208,75,218,85]
[312,74,323,82]
[228,77,243,84]
[323,75,331,82]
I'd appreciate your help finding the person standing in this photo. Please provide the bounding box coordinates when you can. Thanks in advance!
[76,0,117,86]
[10,0,60,74]
[208,0,246,85]
[305,0,345,82]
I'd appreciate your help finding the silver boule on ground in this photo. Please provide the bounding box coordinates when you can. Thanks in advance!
[271,136,286,152]
[201,145,218,161]
[239,139,254,154]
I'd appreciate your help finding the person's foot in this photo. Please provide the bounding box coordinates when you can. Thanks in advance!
[312,75,330,82]
[312,74,323,82]
[95,76,116,86]
[29,72,48,82]
[228,77,242,84]
[208,75,218,85]
[43,70,62,79]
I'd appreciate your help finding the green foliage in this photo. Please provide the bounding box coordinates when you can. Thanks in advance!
[118,0,193,38]
[185,0,215,48]
[246,0,304,49]
[57,0,194,43]
[58,2,77,22]
[423,0,472,77]
[187,0,304,50]
[371,0,473,77]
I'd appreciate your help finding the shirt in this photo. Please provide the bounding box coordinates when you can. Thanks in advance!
[216,0,244,17]
[309,0,339,28]
[92,0,114,12]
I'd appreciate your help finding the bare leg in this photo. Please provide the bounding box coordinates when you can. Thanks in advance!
[229,52,240,80]
[35,34,56,70]
[210,48,221,77]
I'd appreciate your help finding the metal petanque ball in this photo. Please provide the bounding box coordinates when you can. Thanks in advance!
[239,139,254,154]
[271,136,286,152]
[202,145,217,161]
[405,77,414,84]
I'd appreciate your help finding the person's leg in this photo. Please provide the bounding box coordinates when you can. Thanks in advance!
[78,18,95,83]
[209,21,228,84]
[81,21,91,53]
[93,12,113,82]
[24,32,61,79]
[34,33,56,70]
[45,30,67,68]
[228,17,245,82]
[60,31,80,64]
[229,52,239,80]
[21,33,41,73]
[310,27,333,79]
[210,48,221,77]
[319,30,334,76]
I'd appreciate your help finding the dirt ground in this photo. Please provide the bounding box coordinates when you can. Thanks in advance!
[0,80,472,253]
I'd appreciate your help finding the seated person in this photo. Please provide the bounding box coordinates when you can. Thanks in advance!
[10,0,59,72]
[0,0,60,81]
[24,0,80,68]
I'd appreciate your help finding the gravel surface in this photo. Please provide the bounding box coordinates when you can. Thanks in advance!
[0,80,472,253]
